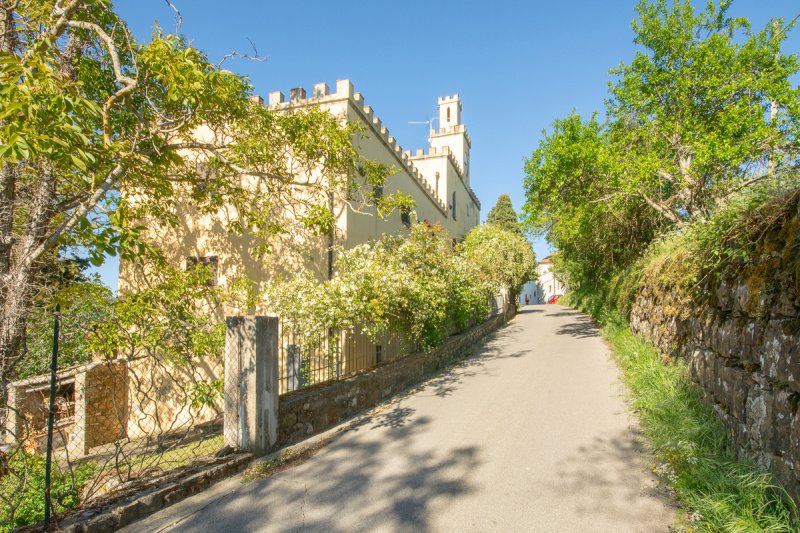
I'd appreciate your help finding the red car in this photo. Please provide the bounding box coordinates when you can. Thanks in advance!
[547,294,562,304]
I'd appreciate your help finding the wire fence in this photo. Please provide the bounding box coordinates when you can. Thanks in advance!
[0,311,226,531]
[0,292,507,530]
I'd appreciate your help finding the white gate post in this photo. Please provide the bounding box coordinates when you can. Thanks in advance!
[223,316,279,456]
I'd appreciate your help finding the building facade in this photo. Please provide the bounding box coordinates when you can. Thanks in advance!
[119,80,481,302]
[266,80,480,251]
[519,255,566,305]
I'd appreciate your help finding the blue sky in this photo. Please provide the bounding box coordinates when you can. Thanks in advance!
[96,0,800,290]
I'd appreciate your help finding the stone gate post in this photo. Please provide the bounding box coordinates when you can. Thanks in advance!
[223,316,279,456]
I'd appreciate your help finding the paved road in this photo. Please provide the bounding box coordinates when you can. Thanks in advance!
[127,305,675,532]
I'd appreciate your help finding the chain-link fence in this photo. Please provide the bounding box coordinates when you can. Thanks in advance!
[1,293,507,530]
[0,310,226,531]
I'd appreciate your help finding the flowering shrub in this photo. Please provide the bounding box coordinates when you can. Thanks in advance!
[268,222,535,351]
[460,223,537,298]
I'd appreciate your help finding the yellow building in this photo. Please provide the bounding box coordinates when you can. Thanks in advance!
[120,79,481,302]
[266,80,480,251]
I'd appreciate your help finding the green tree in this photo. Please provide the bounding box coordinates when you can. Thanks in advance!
[18,274,113,379]
[486,194,522,234]
[0,1,405,390]
[523,0,800,290]
[461,224,536,299]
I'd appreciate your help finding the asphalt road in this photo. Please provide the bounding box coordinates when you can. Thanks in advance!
[126,305,675,532]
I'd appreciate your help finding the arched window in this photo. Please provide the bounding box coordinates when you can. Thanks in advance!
[451,191,456,220]
[446,107,451,123]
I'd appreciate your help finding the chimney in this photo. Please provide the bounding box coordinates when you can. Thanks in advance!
[290,87,306,101]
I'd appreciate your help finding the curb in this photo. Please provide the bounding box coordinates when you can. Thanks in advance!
[55,453,253,532]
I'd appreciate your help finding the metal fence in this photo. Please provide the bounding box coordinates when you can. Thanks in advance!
[0,310,226,531]
[278,293,506,395]
[278,322,411,394]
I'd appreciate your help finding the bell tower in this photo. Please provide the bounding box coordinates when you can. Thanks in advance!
[430,94,471,185]
[438,95,461,128]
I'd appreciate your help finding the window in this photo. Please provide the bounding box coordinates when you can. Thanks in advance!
[376,344,383,364]
[435,171,440,196]
[186,256,219,286]
[400,207,411,228]
[447,107,451,123]
[195,162,215,194]
[451,191,457,220]
[372,184,383,202]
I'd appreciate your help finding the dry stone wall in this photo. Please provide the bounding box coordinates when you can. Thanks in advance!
[629,200,800,497]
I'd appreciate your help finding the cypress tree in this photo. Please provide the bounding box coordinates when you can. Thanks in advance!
[486,194,522,234]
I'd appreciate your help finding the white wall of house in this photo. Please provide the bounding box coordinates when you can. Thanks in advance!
[535,259,565,303]
[517,257,566,305]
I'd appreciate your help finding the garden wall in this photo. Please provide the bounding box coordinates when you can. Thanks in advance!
[628,200,800,497]
[277,312,509,446]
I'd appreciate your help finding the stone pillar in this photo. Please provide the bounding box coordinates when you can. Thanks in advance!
[224,316,279,456]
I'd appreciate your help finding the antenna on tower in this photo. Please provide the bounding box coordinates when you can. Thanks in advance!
[408,116,438,144]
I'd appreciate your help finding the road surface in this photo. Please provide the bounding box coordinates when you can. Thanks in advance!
[125,305,675,532]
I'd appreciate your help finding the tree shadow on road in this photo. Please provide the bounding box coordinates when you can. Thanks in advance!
[555,315,600,338]
[171,407,482,533]
[551,427,677,529]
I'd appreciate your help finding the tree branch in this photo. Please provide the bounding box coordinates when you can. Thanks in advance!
[19,164,126,270]
[65,19,138,146]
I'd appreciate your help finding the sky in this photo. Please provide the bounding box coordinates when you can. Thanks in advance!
[95,0,800,291]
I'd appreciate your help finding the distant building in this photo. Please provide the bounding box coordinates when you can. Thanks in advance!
[519,255,566,304]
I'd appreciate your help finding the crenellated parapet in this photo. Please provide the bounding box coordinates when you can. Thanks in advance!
[251,80,465,214]
[432,123,472,147]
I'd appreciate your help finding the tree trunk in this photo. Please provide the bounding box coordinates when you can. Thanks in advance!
[0,3,16,280]
[1,169,56,406]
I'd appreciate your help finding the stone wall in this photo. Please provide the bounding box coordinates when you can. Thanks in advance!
[277,313,507,447]
[629,198,800,497]
[71,360,128,455]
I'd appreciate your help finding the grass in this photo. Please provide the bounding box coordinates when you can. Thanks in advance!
[0,432,227,531]
[561,291,799,532]
[130,433,224,472]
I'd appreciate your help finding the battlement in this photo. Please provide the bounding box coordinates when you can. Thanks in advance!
[250,80,459,214]
[431,124,471,146]
[261,79,356,110]
[438,94,461,105]
[405,146,467,179]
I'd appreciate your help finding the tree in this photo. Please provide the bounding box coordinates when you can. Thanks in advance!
[268,223,491,351]
[523,0,800,289]
[486,194,522,234]
[0,2,403,398]
[461,224,536,299]
[607,0,800,223]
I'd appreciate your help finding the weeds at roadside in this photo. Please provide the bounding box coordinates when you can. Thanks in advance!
[562,291,798,532]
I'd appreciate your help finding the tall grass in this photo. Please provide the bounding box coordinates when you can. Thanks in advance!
[562,290,798,532]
